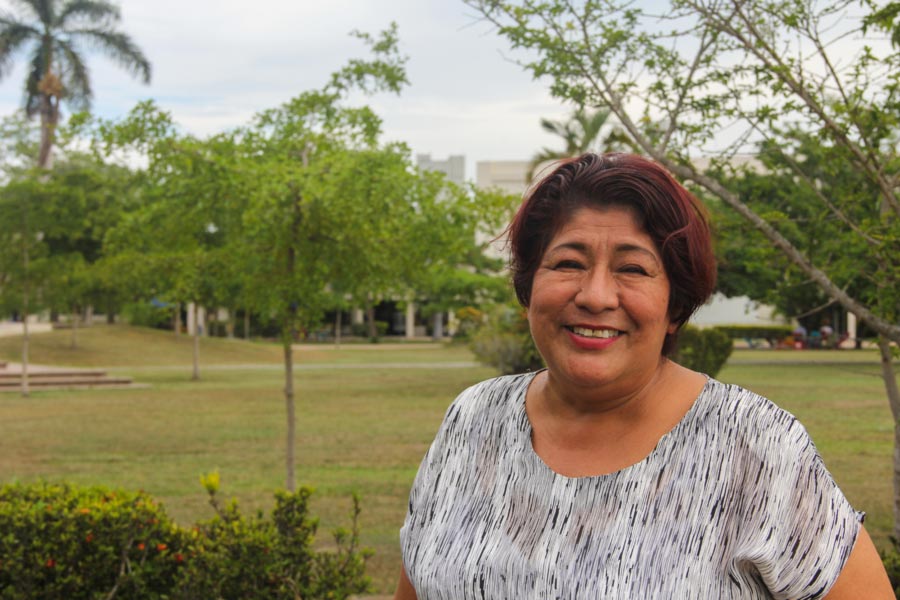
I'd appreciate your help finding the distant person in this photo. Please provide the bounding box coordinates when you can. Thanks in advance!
[809,329,823,349]
[792,323,808,349]
[394,153,891,599]
[822,321,835,347]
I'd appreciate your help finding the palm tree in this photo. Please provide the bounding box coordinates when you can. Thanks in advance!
[0,0,151,168]
[527,105,633,181]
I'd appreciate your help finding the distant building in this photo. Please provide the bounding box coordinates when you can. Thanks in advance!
[476,160,531,198]
[417,154,466,186]
[690,293,787,328]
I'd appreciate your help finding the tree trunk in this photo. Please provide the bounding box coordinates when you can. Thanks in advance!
[173,303,181,336]
[21,233,29,398]
[226,307,235,339]
[85,305,93,327]
[877,336,900,542]
[432,312,444,341]
[70,307,78,350]
[335,310,342,349]
[37,91,57,170]
[21,308,29,399]
[283,325,296,492]
[191,303,200,381]
[365,302,376,340]
[244,310,250,340]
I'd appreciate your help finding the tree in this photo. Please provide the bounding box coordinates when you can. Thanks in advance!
[96,104,249,381]
[0,0,150,168]
[466,0,900,538]
[527,105,629,180]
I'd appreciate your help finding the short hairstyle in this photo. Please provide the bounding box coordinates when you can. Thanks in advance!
[508,153,717,356]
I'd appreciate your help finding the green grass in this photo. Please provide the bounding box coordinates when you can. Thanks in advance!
[0,329,896,594]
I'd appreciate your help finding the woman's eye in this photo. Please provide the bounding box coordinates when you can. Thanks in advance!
[620,265,648,275]
[553,260,583,270]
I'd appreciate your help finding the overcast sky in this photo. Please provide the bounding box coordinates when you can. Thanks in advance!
[0,0,574,181]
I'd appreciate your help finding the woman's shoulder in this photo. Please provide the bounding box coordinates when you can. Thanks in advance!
[447,371,537,419]
[698,377,813,452]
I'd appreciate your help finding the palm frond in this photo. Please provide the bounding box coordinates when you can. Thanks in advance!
[67,27,151,83]
[57,0,119,27]
[11,0,53,28]
[0,20,40,78]
[55,35,90,109]
[23,45,47,117]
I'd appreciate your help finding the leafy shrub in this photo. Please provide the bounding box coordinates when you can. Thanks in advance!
[881,545,900,598]
[452,306,484,342]
[0,478,371,600]
[672,326,733,377]
[469,305,543,375]
[174,473,371,599]
[0,482,188,600]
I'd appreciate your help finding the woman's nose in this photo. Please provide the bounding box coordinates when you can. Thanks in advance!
[574,268,620,312]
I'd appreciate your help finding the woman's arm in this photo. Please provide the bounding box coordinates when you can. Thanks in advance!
[824,526,893,599]
[394,564,419,600]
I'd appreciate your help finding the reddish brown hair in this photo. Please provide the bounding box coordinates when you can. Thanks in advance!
[509,153,716,356]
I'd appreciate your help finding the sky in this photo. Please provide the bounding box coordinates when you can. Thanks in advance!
[0,0,574,181]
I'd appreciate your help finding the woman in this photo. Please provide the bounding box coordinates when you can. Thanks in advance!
[395,153,892,599]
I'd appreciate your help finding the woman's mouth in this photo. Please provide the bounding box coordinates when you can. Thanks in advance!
[567,326,621,339]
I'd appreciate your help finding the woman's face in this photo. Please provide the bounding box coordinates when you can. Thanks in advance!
[527,205,675,395]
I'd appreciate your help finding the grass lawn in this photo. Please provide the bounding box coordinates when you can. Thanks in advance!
[0,326,895,593]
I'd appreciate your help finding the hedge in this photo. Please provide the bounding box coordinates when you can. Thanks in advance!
[672,326,733,377]
[0,478,370,599]
[714,325,793,347]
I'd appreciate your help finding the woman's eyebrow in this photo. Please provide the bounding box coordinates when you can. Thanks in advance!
[545,241,589,255]
[615,243,660,263]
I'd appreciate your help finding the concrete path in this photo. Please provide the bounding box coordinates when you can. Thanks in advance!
[0,321,52,337]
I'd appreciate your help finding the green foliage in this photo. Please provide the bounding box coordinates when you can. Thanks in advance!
[880,544,900,599]
[350,321,388,341]
[175,480,371,600]
[0,482,188,600]
[121,301,172,330]
[672,326,733,377]
[468,305,544,375]
[465,0,900,344]
[0,480,371,600]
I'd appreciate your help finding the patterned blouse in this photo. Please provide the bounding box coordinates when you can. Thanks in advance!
[400,373,863,599]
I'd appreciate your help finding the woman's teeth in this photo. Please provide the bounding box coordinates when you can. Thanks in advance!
[570,327,619,339]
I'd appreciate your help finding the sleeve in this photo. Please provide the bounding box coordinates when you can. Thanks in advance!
[398,389,467,573]
[740,410,864,600]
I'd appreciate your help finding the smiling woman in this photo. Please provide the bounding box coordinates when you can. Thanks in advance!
[393,153,892,599]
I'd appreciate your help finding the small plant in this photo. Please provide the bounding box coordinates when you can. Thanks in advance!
[174,474,372,599]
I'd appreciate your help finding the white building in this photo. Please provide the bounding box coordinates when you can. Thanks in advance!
[416,154,466,187]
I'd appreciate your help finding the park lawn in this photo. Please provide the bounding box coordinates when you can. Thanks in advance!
[0,328,895,594]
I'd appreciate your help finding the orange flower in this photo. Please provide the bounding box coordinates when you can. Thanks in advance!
[79,508,90,514]
[137,542,145,551]
[45,559,55,568]
[156,543,167,552]
[175,553,184,563]
[85,534,94,543]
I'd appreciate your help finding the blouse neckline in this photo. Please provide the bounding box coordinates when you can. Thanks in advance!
[515,371,714,482]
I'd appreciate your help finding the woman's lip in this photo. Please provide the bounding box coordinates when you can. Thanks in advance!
[565,327,622,350]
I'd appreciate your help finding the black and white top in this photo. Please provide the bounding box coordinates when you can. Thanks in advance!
[400,373,863,599]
